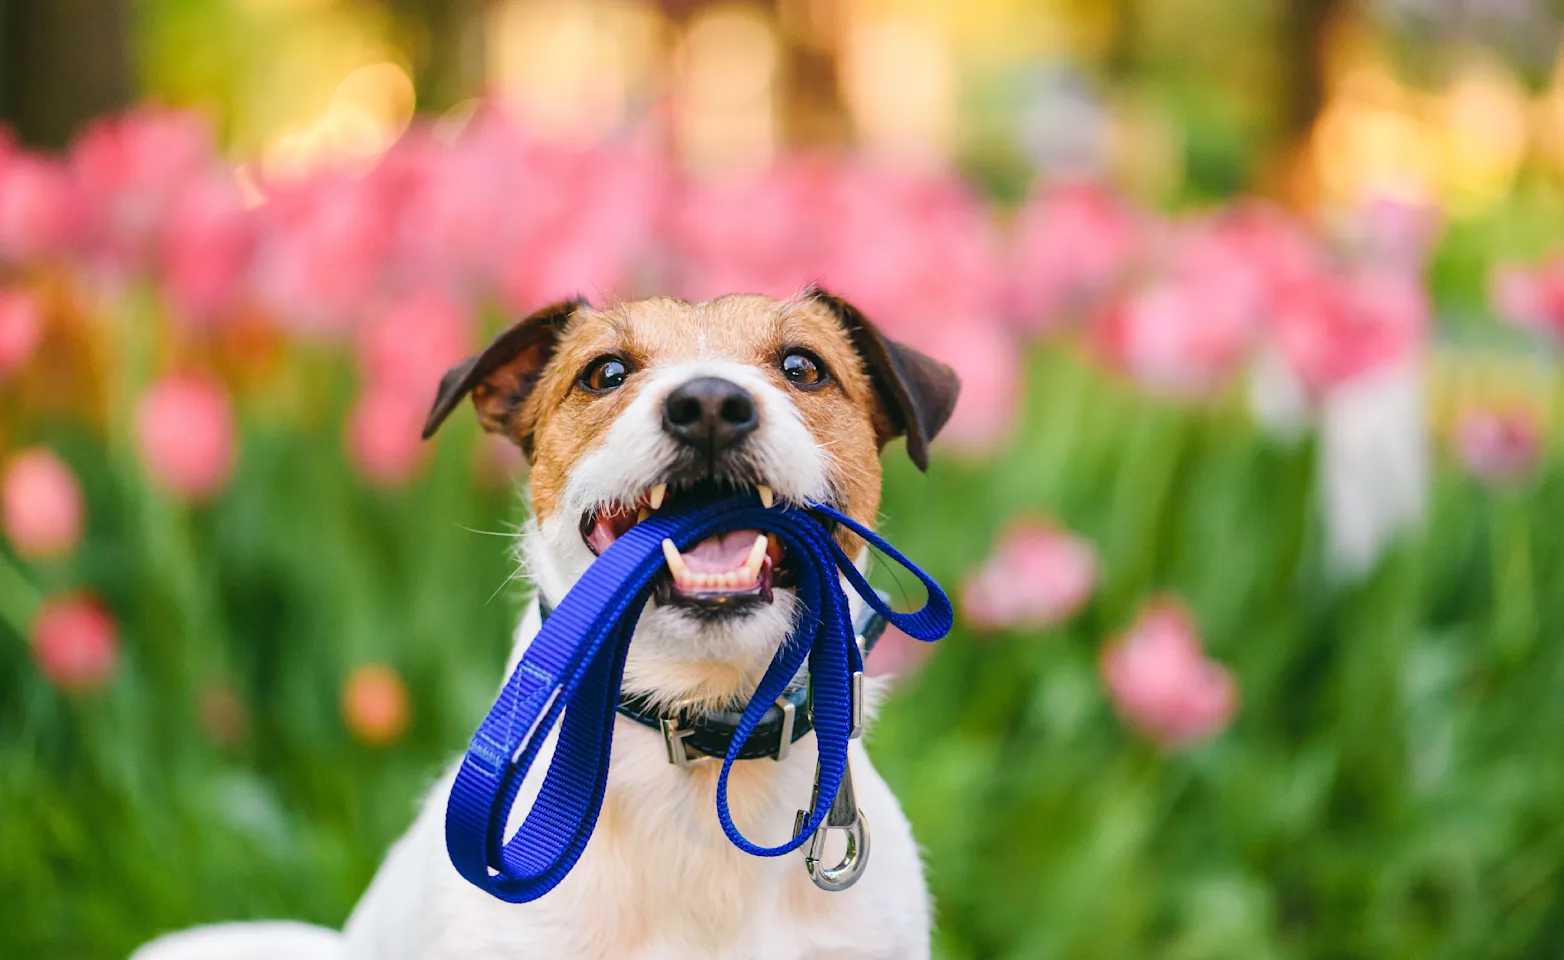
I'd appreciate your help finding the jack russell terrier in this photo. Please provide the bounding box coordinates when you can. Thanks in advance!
[135,289,961,960]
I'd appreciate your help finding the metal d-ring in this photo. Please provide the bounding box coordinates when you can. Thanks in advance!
[793,756,872,891]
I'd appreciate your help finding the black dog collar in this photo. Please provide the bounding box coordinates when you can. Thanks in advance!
[536,593,889,765]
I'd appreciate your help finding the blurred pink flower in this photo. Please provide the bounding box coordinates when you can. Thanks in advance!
[158,171,254,324]
[31,593,118,693]
[0,145,78,264]
[865,624,935,681]
[1100,599,1236,749]
[0,287,43,377]
[348,385,427,486]
[250,171,389,336]
[1342,194,1441,273]
[962,519,1097,630]
[343,663,410,746]
[911,319,1021,450]
[1097,274,1256,399]
[2,448,84,559]
[1490,258,1564,339]
[1455,405,1543,486]
[135,372,237,501]
[1271,267,1427,395]
[357,289,473,396]
[69,108,217,273]
[1008,179,1141,330]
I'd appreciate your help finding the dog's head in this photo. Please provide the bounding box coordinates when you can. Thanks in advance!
[423,291,959,706]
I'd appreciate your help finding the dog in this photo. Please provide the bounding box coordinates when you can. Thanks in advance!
[134,290,960,960]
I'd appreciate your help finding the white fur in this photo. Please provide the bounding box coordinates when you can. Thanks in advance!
[135,351,930,960]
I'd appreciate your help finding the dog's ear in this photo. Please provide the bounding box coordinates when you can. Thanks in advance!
[422,298,586,454]
[808,289,962,472]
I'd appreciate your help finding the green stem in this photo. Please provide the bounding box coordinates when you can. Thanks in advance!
[0,550,42,639]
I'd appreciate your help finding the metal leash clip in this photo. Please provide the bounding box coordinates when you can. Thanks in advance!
[793,756,871,891]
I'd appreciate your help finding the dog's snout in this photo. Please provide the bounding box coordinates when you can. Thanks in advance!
[663,377,759,454]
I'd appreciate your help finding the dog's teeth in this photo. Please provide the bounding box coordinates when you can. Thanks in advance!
[662,539,688,579]
[637,506,650,523]
[757,485,773,509]
[649,484,666,510]
[743,534,768,577]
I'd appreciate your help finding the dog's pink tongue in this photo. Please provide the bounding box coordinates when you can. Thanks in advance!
[683,529,760,573]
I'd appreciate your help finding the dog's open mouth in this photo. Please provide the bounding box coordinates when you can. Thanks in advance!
[580,480,797,613]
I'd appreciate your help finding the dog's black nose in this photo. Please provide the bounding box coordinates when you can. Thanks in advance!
[663,377,758,454]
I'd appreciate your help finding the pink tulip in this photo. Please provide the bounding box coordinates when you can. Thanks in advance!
[1271,266,1427,396]
[2,448,83,559]
[347,385,428,486]
[0,145,78,264]
[249,170,390,336]
[158,171,254,324]
[1096,275,1256,399]
[135,372,237,501]
[962,519,1097,630]
[1008,179,1141,330]
[1455,405,1543,485]
[342,663,410,746]
[1100,599,1237,749]
[31,594,118,693]
[0,287,43,377]
[865,625,936,681]
[1490,258,1564,339]
[357,289,473,396]
[69,108,218,273]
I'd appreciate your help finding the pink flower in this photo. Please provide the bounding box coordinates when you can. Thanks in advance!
[158,171,254,324]
[907,318,1020,451]
[0,146,78,264]
[865,625,936,682]
[1099,599,1237,749]
[1271,266,1427,395]
[347,385,427,486]
[0,287,43,377]
[342,664,410,746]
[1490,258,1564,339]
[69,108,218,273]
[962,519,1097,630]
[31,594,118,693]
[1096,275,1256,399]
[356,289,473,396]
[2,448,83,559]
[1455,405,1543,486]
[135,372,237,501]
[249,171,390,336]
[1008,179,1141,330]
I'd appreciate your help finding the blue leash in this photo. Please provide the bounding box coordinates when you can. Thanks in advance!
[445,493,953,903]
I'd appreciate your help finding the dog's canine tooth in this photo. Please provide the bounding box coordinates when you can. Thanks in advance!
[757,485,773,509]
[637,506,650,523]
[743,534,767,576]
[661,539,688,578]
[648,483,666,510]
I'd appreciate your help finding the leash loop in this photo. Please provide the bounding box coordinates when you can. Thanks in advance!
[444,494,952,903]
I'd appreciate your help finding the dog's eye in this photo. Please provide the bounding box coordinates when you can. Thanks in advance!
[580,356,630,393]
[780,350,827,388]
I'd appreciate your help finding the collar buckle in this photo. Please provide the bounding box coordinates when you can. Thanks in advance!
[660,694,798,768]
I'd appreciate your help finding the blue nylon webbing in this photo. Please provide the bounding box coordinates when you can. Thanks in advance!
[444,493,953,903]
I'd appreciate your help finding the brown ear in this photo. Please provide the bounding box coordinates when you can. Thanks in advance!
[808,289,962,471]
[421,299,586,453]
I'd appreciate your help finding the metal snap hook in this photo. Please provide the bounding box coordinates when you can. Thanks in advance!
[793,757,872,891]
